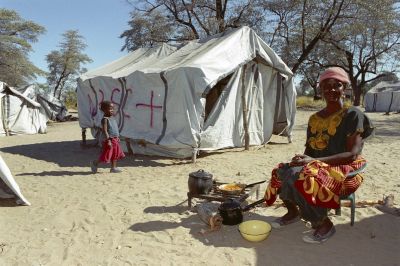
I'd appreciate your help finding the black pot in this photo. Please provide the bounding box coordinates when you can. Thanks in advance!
[188,169,213,195]
[219,198,266,225]
[218,198,244,225]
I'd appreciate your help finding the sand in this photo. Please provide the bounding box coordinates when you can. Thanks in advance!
[0,109,399,266]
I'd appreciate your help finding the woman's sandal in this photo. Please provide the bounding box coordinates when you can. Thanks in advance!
[302,225,336,244]
[270,215,301,229]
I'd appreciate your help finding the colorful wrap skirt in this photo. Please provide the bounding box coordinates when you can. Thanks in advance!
[264,157,366,209]
[98,137,125,163]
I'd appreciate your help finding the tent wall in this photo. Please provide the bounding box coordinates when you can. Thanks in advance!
[364,90,400,112]
[0,83,48,136]
[77,27,296,158]
[0,154,30,205]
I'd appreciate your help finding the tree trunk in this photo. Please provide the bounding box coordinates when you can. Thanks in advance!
[216,0,224,33]
[241,65,249,150]
[312,86,321,100]
[349,78,362,106]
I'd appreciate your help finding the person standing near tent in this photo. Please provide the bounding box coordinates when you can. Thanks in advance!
[91,101,125,173]
[263,67,375,243]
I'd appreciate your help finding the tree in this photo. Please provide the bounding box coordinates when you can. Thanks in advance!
[0,8,45,87]
[262,0,347,74]
[263,0,400,105]
[121,0,265,51]
[322,0,400,105]
[46,30,92,100]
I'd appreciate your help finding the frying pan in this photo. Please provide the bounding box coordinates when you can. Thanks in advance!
[217,180,266,195]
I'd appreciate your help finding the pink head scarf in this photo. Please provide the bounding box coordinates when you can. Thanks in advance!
[319,67,350,84]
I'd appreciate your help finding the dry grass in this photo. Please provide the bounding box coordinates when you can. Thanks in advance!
[296,96,325,109]
[296,96,353,110]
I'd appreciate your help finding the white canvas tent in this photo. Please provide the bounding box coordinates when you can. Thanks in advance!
[364,81,400,112]
[0,154,30,205]
[0,82,48,136]
[36,93,69,121]
[77,26,296,158]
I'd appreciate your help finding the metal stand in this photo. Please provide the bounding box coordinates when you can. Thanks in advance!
[187,182,261,208]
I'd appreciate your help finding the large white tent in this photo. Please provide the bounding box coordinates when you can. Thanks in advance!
[77,26,296,158]
[364,81,400,112]
[0,82,48,136]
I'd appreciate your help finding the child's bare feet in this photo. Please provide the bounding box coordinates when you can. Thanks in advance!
[90,160,98,173]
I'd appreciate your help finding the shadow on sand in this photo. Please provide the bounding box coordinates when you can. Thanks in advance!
[129,202,400,266]
[1,140,191,169]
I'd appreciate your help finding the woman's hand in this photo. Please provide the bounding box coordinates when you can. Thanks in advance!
[289,154,314,166]
[107,139,112,148]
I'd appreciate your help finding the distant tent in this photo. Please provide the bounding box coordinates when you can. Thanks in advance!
[364,82,400,112]
[0,81,48,136]
[77,26,296,158]
[36,93,69,121]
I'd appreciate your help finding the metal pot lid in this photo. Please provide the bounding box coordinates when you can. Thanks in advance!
[219,198,241,210]
[189,169,213,179]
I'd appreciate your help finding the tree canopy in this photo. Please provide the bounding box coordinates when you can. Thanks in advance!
[120,0,400,105]
[0,8,45,87]
[120,0,265,51]
[46,30,92,100]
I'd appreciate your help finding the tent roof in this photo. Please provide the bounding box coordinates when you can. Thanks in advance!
[0,82,41,107]
[368,81,400,93]
[80,43,178,81]
[80,26,293,82]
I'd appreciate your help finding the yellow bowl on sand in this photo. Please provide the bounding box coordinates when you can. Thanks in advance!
[238,220,271,242]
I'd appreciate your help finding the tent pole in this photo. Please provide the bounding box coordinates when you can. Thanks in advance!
[81,128,86,146]
[125,138,134,155]
[241,65,250,150]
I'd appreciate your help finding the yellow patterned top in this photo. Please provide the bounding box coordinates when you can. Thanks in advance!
[307,108,347,150]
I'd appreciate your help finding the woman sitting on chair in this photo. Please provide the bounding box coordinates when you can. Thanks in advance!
[264,67,375,243]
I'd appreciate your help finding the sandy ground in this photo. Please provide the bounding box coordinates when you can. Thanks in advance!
[0,109,399,266]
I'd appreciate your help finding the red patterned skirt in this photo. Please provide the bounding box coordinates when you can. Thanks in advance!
[264,157,366,209]
[98,137,125,163]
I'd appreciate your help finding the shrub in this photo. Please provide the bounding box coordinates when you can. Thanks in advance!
[65,91,77,110]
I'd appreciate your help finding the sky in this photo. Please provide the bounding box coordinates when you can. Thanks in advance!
[1,0,132,82]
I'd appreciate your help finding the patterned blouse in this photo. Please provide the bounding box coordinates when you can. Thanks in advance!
[305,106,375,158]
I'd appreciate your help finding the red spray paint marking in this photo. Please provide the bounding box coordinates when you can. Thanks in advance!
[136,90,162,128]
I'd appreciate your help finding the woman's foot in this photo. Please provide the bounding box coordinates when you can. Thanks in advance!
[271,213,301,229]
[271,201,300,229]
[303,218,336,244]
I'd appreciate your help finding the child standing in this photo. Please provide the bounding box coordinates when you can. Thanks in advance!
[91,101,125,173]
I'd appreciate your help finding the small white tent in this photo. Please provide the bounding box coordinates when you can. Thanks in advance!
[77,26,296,158]
[364,82,400,112]
[36,93,69,121]
[0,82,48,136]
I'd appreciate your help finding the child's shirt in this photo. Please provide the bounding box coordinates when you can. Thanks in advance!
[103,117,119,138]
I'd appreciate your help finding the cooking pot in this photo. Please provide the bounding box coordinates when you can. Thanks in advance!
[188,169,213,195]
[218,198,266,225]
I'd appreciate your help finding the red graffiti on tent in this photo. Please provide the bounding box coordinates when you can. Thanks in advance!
[87,80,131,132]
[136,90,162,128]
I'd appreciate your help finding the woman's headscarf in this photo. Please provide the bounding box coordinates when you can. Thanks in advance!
[319,67,350,84]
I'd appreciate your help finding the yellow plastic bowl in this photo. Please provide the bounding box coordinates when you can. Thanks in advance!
[238,220,271,242]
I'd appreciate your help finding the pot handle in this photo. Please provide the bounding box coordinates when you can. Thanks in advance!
[241,199,266,212]
[244,180,266,188]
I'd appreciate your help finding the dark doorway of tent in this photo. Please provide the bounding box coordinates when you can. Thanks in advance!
[204,73,233,122]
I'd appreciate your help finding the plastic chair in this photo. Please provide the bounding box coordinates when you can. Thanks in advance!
[335,164,367,226]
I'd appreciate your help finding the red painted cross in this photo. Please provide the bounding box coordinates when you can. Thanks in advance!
[136,90,162,128]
